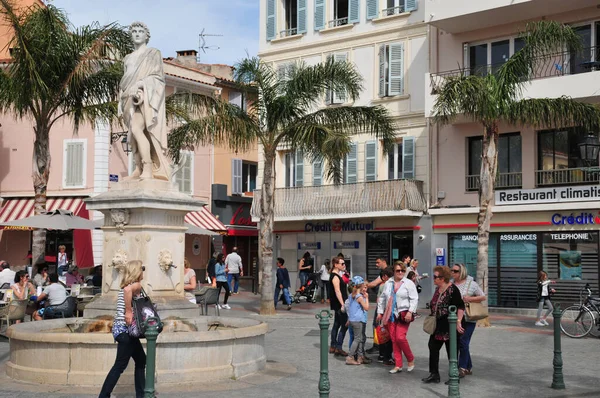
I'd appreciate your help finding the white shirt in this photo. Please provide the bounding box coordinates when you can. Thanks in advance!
[0,268,16,287]
[57,252,68,267]
[43,283,68,306]
[377,277,419,316]
[319,264,330,281]
[225,252,243,274]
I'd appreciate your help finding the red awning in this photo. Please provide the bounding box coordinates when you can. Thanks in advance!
[185,207,227,233]
[0,197,84,224]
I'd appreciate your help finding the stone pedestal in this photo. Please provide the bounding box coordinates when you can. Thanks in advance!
[83,179,204,319]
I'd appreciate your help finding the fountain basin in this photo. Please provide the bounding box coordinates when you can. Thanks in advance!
[6,316,267,386]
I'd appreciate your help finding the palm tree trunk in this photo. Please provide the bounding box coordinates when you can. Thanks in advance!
[476,122,499,327]
[259,149,276,315]
[31,124,50,267]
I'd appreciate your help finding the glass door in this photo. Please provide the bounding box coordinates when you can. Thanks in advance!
[391,232,413,264]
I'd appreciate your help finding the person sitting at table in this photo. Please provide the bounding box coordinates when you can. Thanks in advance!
[183,258,197,304]
[11,270,35,300]
[65,265,84,287]
[33,273,68,321]
[0,260,15,287]
[33,264,50,288]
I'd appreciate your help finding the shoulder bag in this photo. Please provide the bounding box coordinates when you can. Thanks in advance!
[423,293,439,335]
[464,280,488,322]
[129,287,162,338]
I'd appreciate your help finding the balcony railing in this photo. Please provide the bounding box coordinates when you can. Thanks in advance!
[466,172,522,191]
[328,17,348,28]
[279,28,298,38]
[536,168,600,187]
[430,47,600,93]
[251,179,427,220]
[382,5,405,17]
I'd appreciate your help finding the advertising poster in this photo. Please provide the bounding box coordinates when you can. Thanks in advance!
[559,251,582,280]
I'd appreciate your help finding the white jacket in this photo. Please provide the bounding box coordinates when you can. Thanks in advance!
[377,277,419,316]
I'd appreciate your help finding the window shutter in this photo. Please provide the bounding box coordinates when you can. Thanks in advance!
[313,157,323,186]
[232,158,243,194]
[349,0,360,23]
[402,136,415,179]
[366,0,379,20]
[266,0,276,40]
[345,143,358,183]
[333,53,348,104]
[325,55,333,105]
[295,151,304,187]
[182,153,192,194]
[65,141,85,187]
[314,0,325,31]
[405,0,418,12]
[378,45,386,97]
[388,42,404,96]
[229,91,242,108]
[297,0,307,33]
[365,141,377,182]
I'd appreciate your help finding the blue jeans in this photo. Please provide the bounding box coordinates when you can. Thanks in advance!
[458,321,477,370]
[330,310,348,350]
[274,286,291,307]
[299,272,309,287]
[227,273,240,293]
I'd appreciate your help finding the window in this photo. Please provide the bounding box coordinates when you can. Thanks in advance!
[266,0,306,40]
[284,151,303,187]
[387,136,415,179]
[174,151,193,194]
[229,90,246,112]
[384,0,405,16]
[365,141,377,181]
[570,24,594,75]
[63,139,86,189]
[378,42,404,97]
[284,0,297,34]
[467,133,522,190]
[467,37,524,76]
[343,142,358,183]
[277,62,293,82]
[332,0,349,26]
[242,162,257,193]
[325,52,348,105]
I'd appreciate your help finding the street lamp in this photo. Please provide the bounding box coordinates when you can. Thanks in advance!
[120,135,131,154]
[578,133,600,165]
[110,132,131,154]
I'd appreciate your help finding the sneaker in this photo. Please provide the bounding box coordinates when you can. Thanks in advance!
[287,305,292,311]
[221,304,231,310]
[389,367,402,374]
[542,319,549,326]
[535,321,545,326]
[377,355,384,363]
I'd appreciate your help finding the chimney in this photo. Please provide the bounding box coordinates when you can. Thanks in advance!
[175,50,198,67]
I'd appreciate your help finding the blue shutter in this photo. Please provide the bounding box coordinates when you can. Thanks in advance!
[366,0,379,20]
[345,143,358,184]
[295,151,304,187]
[388,42,404,96]
[333,53,348,103]
[313,157,323,186]
[297,0,307,33]
[314,0,325,31]
[365,141,377,182]
[405,0,418,12]
[349,0,360,23]
[378,45,386,97]
[402,136,415,179]
[266,0,276,41]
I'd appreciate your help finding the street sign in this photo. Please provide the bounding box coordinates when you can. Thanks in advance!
[109,174,119,182]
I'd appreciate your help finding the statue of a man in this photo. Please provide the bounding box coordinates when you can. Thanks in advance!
[119,22,170,181]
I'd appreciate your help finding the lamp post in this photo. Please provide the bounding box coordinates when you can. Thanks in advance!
[111,132,131,154]
[578,133,600,166]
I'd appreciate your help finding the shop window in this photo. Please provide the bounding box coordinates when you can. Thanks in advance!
[467,133,522,191]
[387,137,415,180]
[498,234,538,308]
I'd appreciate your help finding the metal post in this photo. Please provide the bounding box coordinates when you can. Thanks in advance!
[316,310,332,398]
[551,303,565,390]
[144,317,163,398]
[447,305,460,398]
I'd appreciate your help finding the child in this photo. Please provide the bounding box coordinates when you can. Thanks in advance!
[345,275,370,365]
[535,270,556,326]
[274,258,292,310]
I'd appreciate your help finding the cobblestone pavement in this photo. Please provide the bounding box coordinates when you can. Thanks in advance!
[0,291,598,397]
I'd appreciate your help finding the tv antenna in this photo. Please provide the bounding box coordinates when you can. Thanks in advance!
[198,28,222,61]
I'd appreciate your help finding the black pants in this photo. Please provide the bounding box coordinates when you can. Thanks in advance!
[428,335,458,375]
[330,310,348,350]
[379,339,393,360]
[99,333,146,398]
[216,281,230,305]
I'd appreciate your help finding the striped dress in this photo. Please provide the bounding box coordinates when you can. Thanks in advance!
[111,289,128,339]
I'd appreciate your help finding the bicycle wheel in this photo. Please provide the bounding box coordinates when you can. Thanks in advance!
[561,305,594,338]
[588,310,600,338]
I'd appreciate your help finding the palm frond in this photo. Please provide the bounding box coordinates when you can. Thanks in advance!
[432,73,493,124]
[508,97,600,132]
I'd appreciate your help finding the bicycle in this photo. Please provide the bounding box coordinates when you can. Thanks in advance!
[560,283,600,338]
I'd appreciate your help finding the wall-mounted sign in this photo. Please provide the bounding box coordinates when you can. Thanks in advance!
[435,248,445,256]
[500,234,537,241]
[109,174,119,182]
[548,232,593,241]
[230,205,256,226]
[304,220,374,233]
[298,242,321,250]
[551,212,599,226]
[496,185,600,205]
[334,241,359,249]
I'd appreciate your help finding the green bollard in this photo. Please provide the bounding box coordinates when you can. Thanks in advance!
[144,317,163,398]
[551,303,565,390]
[447,305,460,398]
[316,310,333,398]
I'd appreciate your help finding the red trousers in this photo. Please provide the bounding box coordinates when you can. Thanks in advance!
[387,320,414,367]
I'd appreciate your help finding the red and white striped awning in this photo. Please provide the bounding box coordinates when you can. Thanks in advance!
[0,197,85,223]
[185,207,227,233]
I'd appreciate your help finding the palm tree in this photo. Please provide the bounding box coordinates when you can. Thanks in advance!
[0,1,132,265]
[432,20,600,314]
[168,57,396,315]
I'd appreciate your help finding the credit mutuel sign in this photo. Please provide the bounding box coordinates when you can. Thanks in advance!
[495,185,600,205]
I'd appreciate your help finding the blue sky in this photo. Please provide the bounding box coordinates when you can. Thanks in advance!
[51,0,259,66]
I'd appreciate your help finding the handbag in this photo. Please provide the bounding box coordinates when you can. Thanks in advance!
[464,280,488,322]
[399,310,415,323]
[129,287,162,338]
[375,324,391,344]
[423,292,440,335]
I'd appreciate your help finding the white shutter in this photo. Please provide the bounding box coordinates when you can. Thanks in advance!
[313,157,323,186]
[388,42,404,96]
[229,91,242,108]
[182,152,193,194]
[297,0,307,33]
[348,0,360,23]
[295,151,304,187]
[366,0,379,20]
[231,158,243,194]
[266,0,276,40]
[64,140,85,188]
[365,141,377,182]
[402,136,415,179]
[345,143,358,183]
[333,52,348,104]
[378,45,386,97]
[314,0,326,31]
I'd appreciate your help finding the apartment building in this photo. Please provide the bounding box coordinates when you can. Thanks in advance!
[258,0,430,287]
[425,0,600,309]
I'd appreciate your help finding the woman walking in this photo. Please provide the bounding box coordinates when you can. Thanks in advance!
[452,263,485,377]
[422,266,465,384]
[535,271,555,326]
[377,262,418,374]
[329,256,348,356]
[318,259,330,303]
[99,260,146,398]
[215,253,231,310]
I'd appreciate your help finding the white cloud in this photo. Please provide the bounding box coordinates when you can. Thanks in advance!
[50,0,258,66]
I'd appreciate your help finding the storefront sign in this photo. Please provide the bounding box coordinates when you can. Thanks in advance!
[334,241,359,249]
[230,205,256,227]
[298,242,321,250]
[496,185,600,205]
[500,234,537,241]
[304,220,374,232]
[551,212,599,226]
[548,232,593,241]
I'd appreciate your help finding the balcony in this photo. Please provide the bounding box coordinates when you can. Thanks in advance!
[381,5,405,17]
[251,179,427,221]
[466,172,523,192]
[328,17,349,28]
[536,168,600,187]
[279,28,298,38]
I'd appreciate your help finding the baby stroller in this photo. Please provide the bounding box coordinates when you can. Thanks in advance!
[293,273,320,304]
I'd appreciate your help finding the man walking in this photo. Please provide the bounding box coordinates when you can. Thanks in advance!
[225,247,243,294]
[274,258,292,310]
[365,257,389,355]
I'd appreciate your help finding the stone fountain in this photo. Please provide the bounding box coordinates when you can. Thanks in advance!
[5,21,266,387]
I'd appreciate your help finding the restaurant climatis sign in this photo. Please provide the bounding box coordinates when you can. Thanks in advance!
[304,220,375,232]
[495,185,600,205]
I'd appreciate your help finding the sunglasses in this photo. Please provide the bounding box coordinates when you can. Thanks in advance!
[433,275,444,280]
[395,269,404,273]
[339,262,345,265]
[451,269,460,273]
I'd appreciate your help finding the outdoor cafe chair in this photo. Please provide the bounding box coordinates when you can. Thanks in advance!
[0,283,10,290]
[0,299,28,331]
[43,296,77,319]
[197,287,220,316]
